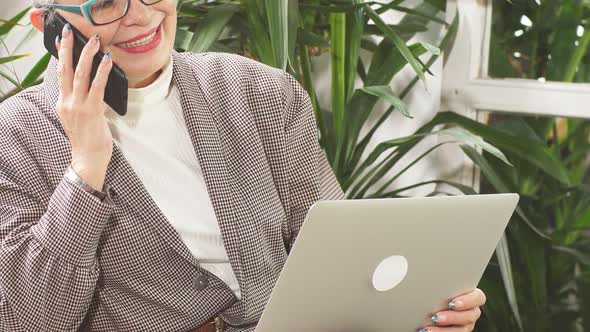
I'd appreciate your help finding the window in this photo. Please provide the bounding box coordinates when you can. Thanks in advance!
[442,0,590,191]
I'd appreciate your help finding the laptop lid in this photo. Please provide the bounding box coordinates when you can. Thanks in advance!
[255,193,519,332]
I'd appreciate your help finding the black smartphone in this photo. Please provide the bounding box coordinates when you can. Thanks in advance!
[43,10,128,116]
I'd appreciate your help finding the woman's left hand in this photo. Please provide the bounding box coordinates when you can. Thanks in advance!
[417,288,486,332]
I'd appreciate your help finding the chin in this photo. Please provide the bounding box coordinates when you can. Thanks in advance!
[113,48,172,87]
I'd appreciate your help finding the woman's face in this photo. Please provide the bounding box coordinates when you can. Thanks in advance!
[52,0,177,88]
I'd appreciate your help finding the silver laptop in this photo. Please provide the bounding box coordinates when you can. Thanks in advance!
[255,193,519,332]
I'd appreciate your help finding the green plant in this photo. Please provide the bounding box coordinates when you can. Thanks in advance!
[174,0,515,198]
[472,1,590,331]
[471,114,590,332]
[0,6,51,101]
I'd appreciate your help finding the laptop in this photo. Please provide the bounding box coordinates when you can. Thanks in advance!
[255,193,519,332]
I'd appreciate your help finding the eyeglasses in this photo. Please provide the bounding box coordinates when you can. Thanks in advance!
[44,0,163,26]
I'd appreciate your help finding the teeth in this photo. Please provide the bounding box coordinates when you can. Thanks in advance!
[118,30,157,48]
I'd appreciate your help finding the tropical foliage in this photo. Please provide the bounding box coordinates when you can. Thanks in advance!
[0,6,50,101]
[176,0,515,199]
[476,1,590,331]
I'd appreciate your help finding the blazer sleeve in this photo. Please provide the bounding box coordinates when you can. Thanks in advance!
[282,72,345,251]
[0,128,115,331]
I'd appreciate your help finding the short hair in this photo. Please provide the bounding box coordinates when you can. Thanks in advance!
[32,0,57,23]
[33,0,54,8]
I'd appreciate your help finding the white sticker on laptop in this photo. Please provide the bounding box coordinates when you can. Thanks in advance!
[372,255,409,292]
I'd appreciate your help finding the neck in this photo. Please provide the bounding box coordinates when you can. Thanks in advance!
[128,70,163,88]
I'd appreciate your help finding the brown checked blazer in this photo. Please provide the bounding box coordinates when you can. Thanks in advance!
[0,50,345,332]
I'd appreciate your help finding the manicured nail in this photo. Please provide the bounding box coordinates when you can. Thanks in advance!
[63,23,71,37]
[431,314,439,324]
[55,35,60,44]
[449,300,456,310]
[105,51,111,59]
[418,329,428,332]
[95,34,100,41]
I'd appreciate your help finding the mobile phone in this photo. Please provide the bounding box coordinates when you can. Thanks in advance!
[43,10,128,116]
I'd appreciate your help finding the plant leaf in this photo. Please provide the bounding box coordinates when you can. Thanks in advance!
[359,85,412,118]
[0,54,31,65]
[265,0,288,69]
[495,234,524,331]
[187,4,239,53]
[174,28,194,51]
[287,0,299,71]
[441,127,512,166]
[365,4,427,85]
[21,52,51,88]
[0,7,30,36]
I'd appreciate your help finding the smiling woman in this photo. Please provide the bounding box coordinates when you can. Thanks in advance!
[32,0,176,88]
[0,0,348,330]
[0,1,488,332]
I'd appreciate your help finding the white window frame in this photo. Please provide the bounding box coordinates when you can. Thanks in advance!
[441,0,590,190]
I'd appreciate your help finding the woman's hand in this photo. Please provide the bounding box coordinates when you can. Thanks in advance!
[55,23,114,191]
[417,288,486,332]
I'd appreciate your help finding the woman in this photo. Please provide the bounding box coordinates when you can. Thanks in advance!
[0,0,486,331]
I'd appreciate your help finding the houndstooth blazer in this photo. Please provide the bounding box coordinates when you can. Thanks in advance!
[0,50,344,332]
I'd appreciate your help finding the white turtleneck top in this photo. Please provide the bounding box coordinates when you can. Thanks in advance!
[104,56,241,299]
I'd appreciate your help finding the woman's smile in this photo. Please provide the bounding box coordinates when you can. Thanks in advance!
[115,22,162,53]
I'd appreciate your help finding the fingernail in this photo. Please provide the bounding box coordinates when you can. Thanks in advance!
[63,23,71,36]
[431,314,439,324]
[449,300,456,310]
[95,34,100,41]
[55,35,61,44]
[418,329,428,332]
[104,52,111,62]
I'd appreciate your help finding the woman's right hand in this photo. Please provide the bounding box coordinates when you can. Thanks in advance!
[55,23,114,191]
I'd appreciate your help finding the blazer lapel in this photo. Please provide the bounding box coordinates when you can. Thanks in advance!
[42,56,204,267]
[169,51,247,295]
[42,53,248,319]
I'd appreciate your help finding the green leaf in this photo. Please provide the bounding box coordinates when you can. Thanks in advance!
[0,69,23,90]
[187,4,239,53]
[366,41,428,87]
[21,52,51,88]
[365,4,427,86]
[579,271,590,330]
[364,23,429,36]
[0,6,30,36]
[460,144,550,240]
[330,11,347,173]
[359,85,412,118]
[245,0,273,65]
[495,234,524,331]
[376,3,448,26]
[418,41,441,55]
[380,179,478,197]
[428,112,570,185]
[345,0,365,102]
[441,127,512,166]
[174,28,194,51]
[287,0,299,71]
[298,29,330,47]
[265,0,288,69]
[351,14,458,175]
[0,54,31,65]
